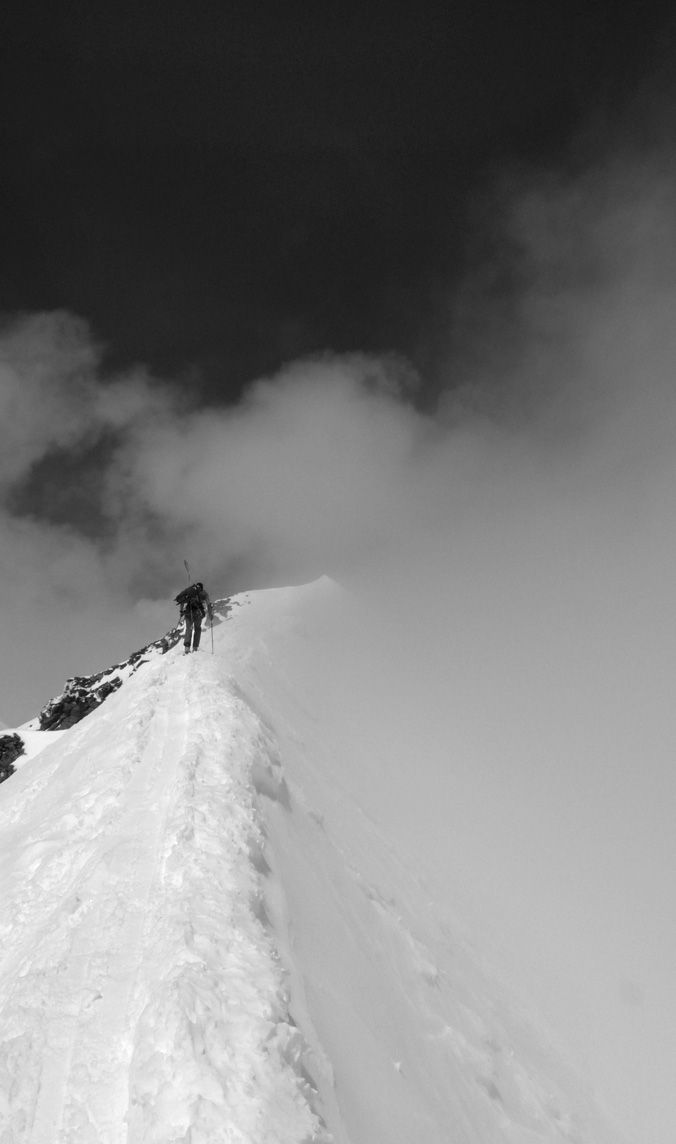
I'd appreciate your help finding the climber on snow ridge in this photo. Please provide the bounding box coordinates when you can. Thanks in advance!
[175,582,213,653]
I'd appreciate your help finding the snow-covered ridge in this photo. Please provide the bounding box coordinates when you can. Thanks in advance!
[0,590,328,1143]
[0,580,628,1143]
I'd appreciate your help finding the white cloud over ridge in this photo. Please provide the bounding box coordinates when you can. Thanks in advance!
[2,144,676,1140]
[5,149,676,613]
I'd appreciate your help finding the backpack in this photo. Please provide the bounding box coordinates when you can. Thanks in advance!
[175,583,205,613]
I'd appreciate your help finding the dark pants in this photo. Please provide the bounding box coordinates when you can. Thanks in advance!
[184,608,203,650]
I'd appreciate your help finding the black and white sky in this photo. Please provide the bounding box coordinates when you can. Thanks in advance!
[1,0,674,588]
[4,6,676,1140]
[2,1,673,393]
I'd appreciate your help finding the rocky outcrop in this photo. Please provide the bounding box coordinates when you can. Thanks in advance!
[0,733,25,784]
[39,675,125,730]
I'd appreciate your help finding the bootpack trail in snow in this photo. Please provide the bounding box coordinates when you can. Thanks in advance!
[1,649,322,1142]
[0,578,629,1144]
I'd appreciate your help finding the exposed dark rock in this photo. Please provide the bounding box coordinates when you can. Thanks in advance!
[39,676,125,730]
[0,733,25,784]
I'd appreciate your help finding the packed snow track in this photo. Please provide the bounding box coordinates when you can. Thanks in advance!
[0,643,322,1144]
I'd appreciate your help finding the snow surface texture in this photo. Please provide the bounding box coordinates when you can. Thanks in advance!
[0,579,626,1143]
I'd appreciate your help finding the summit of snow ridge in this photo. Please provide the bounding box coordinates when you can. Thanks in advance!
[21,595,235,733]
[21,577,341,736]
[1,578,339,778]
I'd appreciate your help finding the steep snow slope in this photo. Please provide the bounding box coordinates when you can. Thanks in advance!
[0,579,626,1144]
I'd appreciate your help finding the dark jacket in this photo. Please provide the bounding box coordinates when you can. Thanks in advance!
[181,587,212,620]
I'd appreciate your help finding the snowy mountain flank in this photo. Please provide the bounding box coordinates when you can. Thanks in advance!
[0,579,625,1144]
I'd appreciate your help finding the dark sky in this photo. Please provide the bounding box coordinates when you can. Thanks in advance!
[1,1,673,402]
